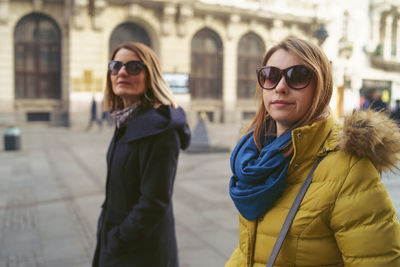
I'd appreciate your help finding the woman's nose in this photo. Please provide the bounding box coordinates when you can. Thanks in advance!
[117,65,128,76]
[274,76,289,94]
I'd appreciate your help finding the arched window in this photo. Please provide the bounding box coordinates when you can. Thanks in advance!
[14,13,61,99]
[237,33,265,99]
[190,28,223,99]
[109,22,152,54]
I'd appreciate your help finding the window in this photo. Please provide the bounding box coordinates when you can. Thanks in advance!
[190,28,223,99]
[109,23,152,54]
[14,13,61,99]
[237,33,265,99]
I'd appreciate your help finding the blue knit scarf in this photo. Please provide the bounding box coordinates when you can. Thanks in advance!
[229,131,292,220]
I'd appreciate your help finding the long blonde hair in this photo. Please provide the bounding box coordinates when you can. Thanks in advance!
[248,37,333,151]
[104,42,177,111]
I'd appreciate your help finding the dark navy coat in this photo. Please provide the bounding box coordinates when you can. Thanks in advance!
[92,105,190,267]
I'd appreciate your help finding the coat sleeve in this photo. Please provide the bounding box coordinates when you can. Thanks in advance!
[330,158,400,266]
[107,128,180,252]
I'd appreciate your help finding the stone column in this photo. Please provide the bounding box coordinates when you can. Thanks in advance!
[371,12,381,48]
[396,18,400,60]
[383,15,393,59]
[0,0,8,23]
[223,39,237,124]
[63,0,72,30]
[391,16,397,58]
[227,14,240,40]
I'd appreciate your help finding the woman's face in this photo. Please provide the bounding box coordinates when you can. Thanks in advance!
[111,48,147,107]
[263,49,315,136]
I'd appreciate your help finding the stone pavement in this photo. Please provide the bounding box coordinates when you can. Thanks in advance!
[0,123,242,267]
[0,123,399,267]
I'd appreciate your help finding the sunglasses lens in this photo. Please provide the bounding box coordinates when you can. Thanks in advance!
[125,61,144,75]
[286,66,311,89]
[108,61,144,76]
[109,61,122,75]
[258,67,281,90]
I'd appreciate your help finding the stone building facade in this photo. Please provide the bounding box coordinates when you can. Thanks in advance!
[1,0,400,127]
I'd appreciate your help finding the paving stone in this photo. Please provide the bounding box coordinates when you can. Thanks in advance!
[46,256,89,267]
[41,236,87,263]
[179,246,228,267]
[1,230,41,255]
[0,124,399,267]
[36,203,80,240]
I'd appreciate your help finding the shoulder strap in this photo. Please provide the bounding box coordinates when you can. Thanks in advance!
[265,156,326,267]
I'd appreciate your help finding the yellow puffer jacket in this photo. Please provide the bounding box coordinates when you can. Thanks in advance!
[226,110,400,267]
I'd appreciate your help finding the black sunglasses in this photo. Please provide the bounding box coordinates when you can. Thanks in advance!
[108,60,145,76]
[256,65,312,90]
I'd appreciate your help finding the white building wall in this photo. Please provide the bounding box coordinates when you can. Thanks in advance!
[69,10,107,127]
[3,0,400,127]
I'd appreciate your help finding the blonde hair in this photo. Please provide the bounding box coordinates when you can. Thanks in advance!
[248,37,333,151]
[104,42,177,111]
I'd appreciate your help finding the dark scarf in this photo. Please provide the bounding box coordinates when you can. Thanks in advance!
[229,131,292,220]
[110,103,139,128]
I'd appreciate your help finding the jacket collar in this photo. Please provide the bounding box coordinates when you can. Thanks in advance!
[291,116,337,166]
[337,109,400,172]
[289,110,400,173]
[124,105,169,143]
[120,105,190,150]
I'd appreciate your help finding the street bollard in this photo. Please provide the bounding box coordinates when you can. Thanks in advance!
[4,127,21,151]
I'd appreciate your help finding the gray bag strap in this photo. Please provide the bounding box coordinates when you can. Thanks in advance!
[265,156,326,267]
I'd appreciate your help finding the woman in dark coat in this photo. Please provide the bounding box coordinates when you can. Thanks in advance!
[92,42,190,267]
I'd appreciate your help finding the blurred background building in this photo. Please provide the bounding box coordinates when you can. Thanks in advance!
[0,0,399,127]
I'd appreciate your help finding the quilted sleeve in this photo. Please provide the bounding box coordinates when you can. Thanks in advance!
[330,158,400,266]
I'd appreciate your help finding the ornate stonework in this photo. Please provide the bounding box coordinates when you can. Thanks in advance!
[1,0,400,126]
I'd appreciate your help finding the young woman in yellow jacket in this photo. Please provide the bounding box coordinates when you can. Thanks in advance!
[226,37,400,267]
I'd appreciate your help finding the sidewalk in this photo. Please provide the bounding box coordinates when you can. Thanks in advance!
[0,124,399,267]
[0,124,241,267]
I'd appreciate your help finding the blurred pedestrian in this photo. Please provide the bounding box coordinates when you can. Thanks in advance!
[391,99,400,125]
[86,96,102,130]
[92,42,191,267]
[226,37,400,267]
[370,90,387,111]
[100,99,113,127]
[361,89,373,110]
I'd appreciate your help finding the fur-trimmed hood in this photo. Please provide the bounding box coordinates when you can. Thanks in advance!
[337,109,400,172]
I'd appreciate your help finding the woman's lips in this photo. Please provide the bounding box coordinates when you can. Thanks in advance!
[117,81,130,86]
[271,100,291,108]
